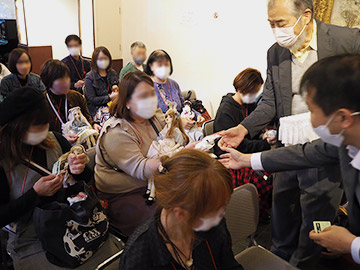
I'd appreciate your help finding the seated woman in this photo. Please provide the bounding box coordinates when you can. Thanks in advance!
[0,48,46,100]
[95,70,164,236]
[0,87,122,270]
[214,68,273,222]
[120,149,243,270]
[41,59,100,144]
[84,46,119,122]
[144,50,199,131]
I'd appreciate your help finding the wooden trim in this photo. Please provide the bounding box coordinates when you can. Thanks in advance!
[14,0,28,45]
[22,0,28,46]
[78,0,81,39]
[92,0,96,49]
[111,59,123,76]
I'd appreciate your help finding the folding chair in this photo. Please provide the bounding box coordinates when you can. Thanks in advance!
[202,119,215,136]
[225,183,299,270]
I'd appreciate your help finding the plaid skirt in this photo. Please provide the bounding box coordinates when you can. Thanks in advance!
[229,168,272,221]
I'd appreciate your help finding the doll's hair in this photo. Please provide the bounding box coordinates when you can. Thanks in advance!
[154,149,233,233]
[165,109,189,145]
[68,107,89,125]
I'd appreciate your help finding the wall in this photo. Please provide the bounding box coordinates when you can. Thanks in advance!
[121,0,275,116]
[94,0,122,59]
[23,0,79,59]
[79,0,94,58]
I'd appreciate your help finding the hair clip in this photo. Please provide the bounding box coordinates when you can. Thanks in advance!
[158,164,168,174]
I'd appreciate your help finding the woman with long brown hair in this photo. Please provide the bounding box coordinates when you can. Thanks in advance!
[0,87,121,269]
[95,70,164,236]
[120,149,243,270]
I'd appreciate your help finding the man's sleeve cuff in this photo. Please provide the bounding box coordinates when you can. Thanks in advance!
[251,152,264,171]
[351,237,360,264]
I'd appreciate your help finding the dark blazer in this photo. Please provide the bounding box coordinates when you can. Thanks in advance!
[242,20,360,138]
[260,139,360,236]
[0,73,46,101]
[84,69,119,118]
[61,55,91,90]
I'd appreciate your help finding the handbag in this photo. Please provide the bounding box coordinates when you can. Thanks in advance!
[32,163,109,268]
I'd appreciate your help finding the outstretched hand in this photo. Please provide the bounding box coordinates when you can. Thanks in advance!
[218,146,252,170]
[218,124,248,148]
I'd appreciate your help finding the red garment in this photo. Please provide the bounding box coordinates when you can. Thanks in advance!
[229,168,272,221]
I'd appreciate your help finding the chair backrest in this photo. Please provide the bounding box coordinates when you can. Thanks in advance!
[202,119,215,136]
[235,246,299,270]
[182,89,197,102]
[225,183,259,245]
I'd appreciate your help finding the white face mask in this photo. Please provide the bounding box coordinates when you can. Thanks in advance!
[133,96,158,119]
[68,47,80,57]
[193,208,224,232]
[97,59,109,70]
[272,15,306,48]
[154,66,171,80]
[240,93,258,104]
[194,215,223,232]
[312,111,360,147]
[23,127,49,146]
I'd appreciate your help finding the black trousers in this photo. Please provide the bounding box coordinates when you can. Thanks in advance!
[271,166,343,269]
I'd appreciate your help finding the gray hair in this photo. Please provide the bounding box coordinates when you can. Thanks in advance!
[130,41,146,52]
[268,0,314,19]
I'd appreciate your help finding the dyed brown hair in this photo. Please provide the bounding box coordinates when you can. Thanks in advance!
[164,109,189,145]
[110,70,154,122]
[91,46,112,72]
[40,59,70,89]
[233,68,264,94]
[154,149,233,231]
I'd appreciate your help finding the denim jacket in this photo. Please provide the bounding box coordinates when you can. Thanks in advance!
[0,73,46,102]
[84,69,119,118]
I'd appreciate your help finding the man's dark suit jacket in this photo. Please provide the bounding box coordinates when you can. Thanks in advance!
[260,139,360,238]
[242,20,360,137]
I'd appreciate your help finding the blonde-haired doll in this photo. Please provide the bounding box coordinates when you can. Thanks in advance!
[146,106,189,204]
[161,108,189,145]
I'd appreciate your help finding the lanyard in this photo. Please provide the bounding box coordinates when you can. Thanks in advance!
[46,93,68,125]
[241,104,248,119]
[170,240,217,270]
[18,78,29,87]
[9,146,34,195]
[154,80,173,108]
[234,99,248,119]
[70,56,86,80]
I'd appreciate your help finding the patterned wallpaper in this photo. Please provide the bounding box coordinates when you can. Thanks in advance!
[331,0,360,28]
